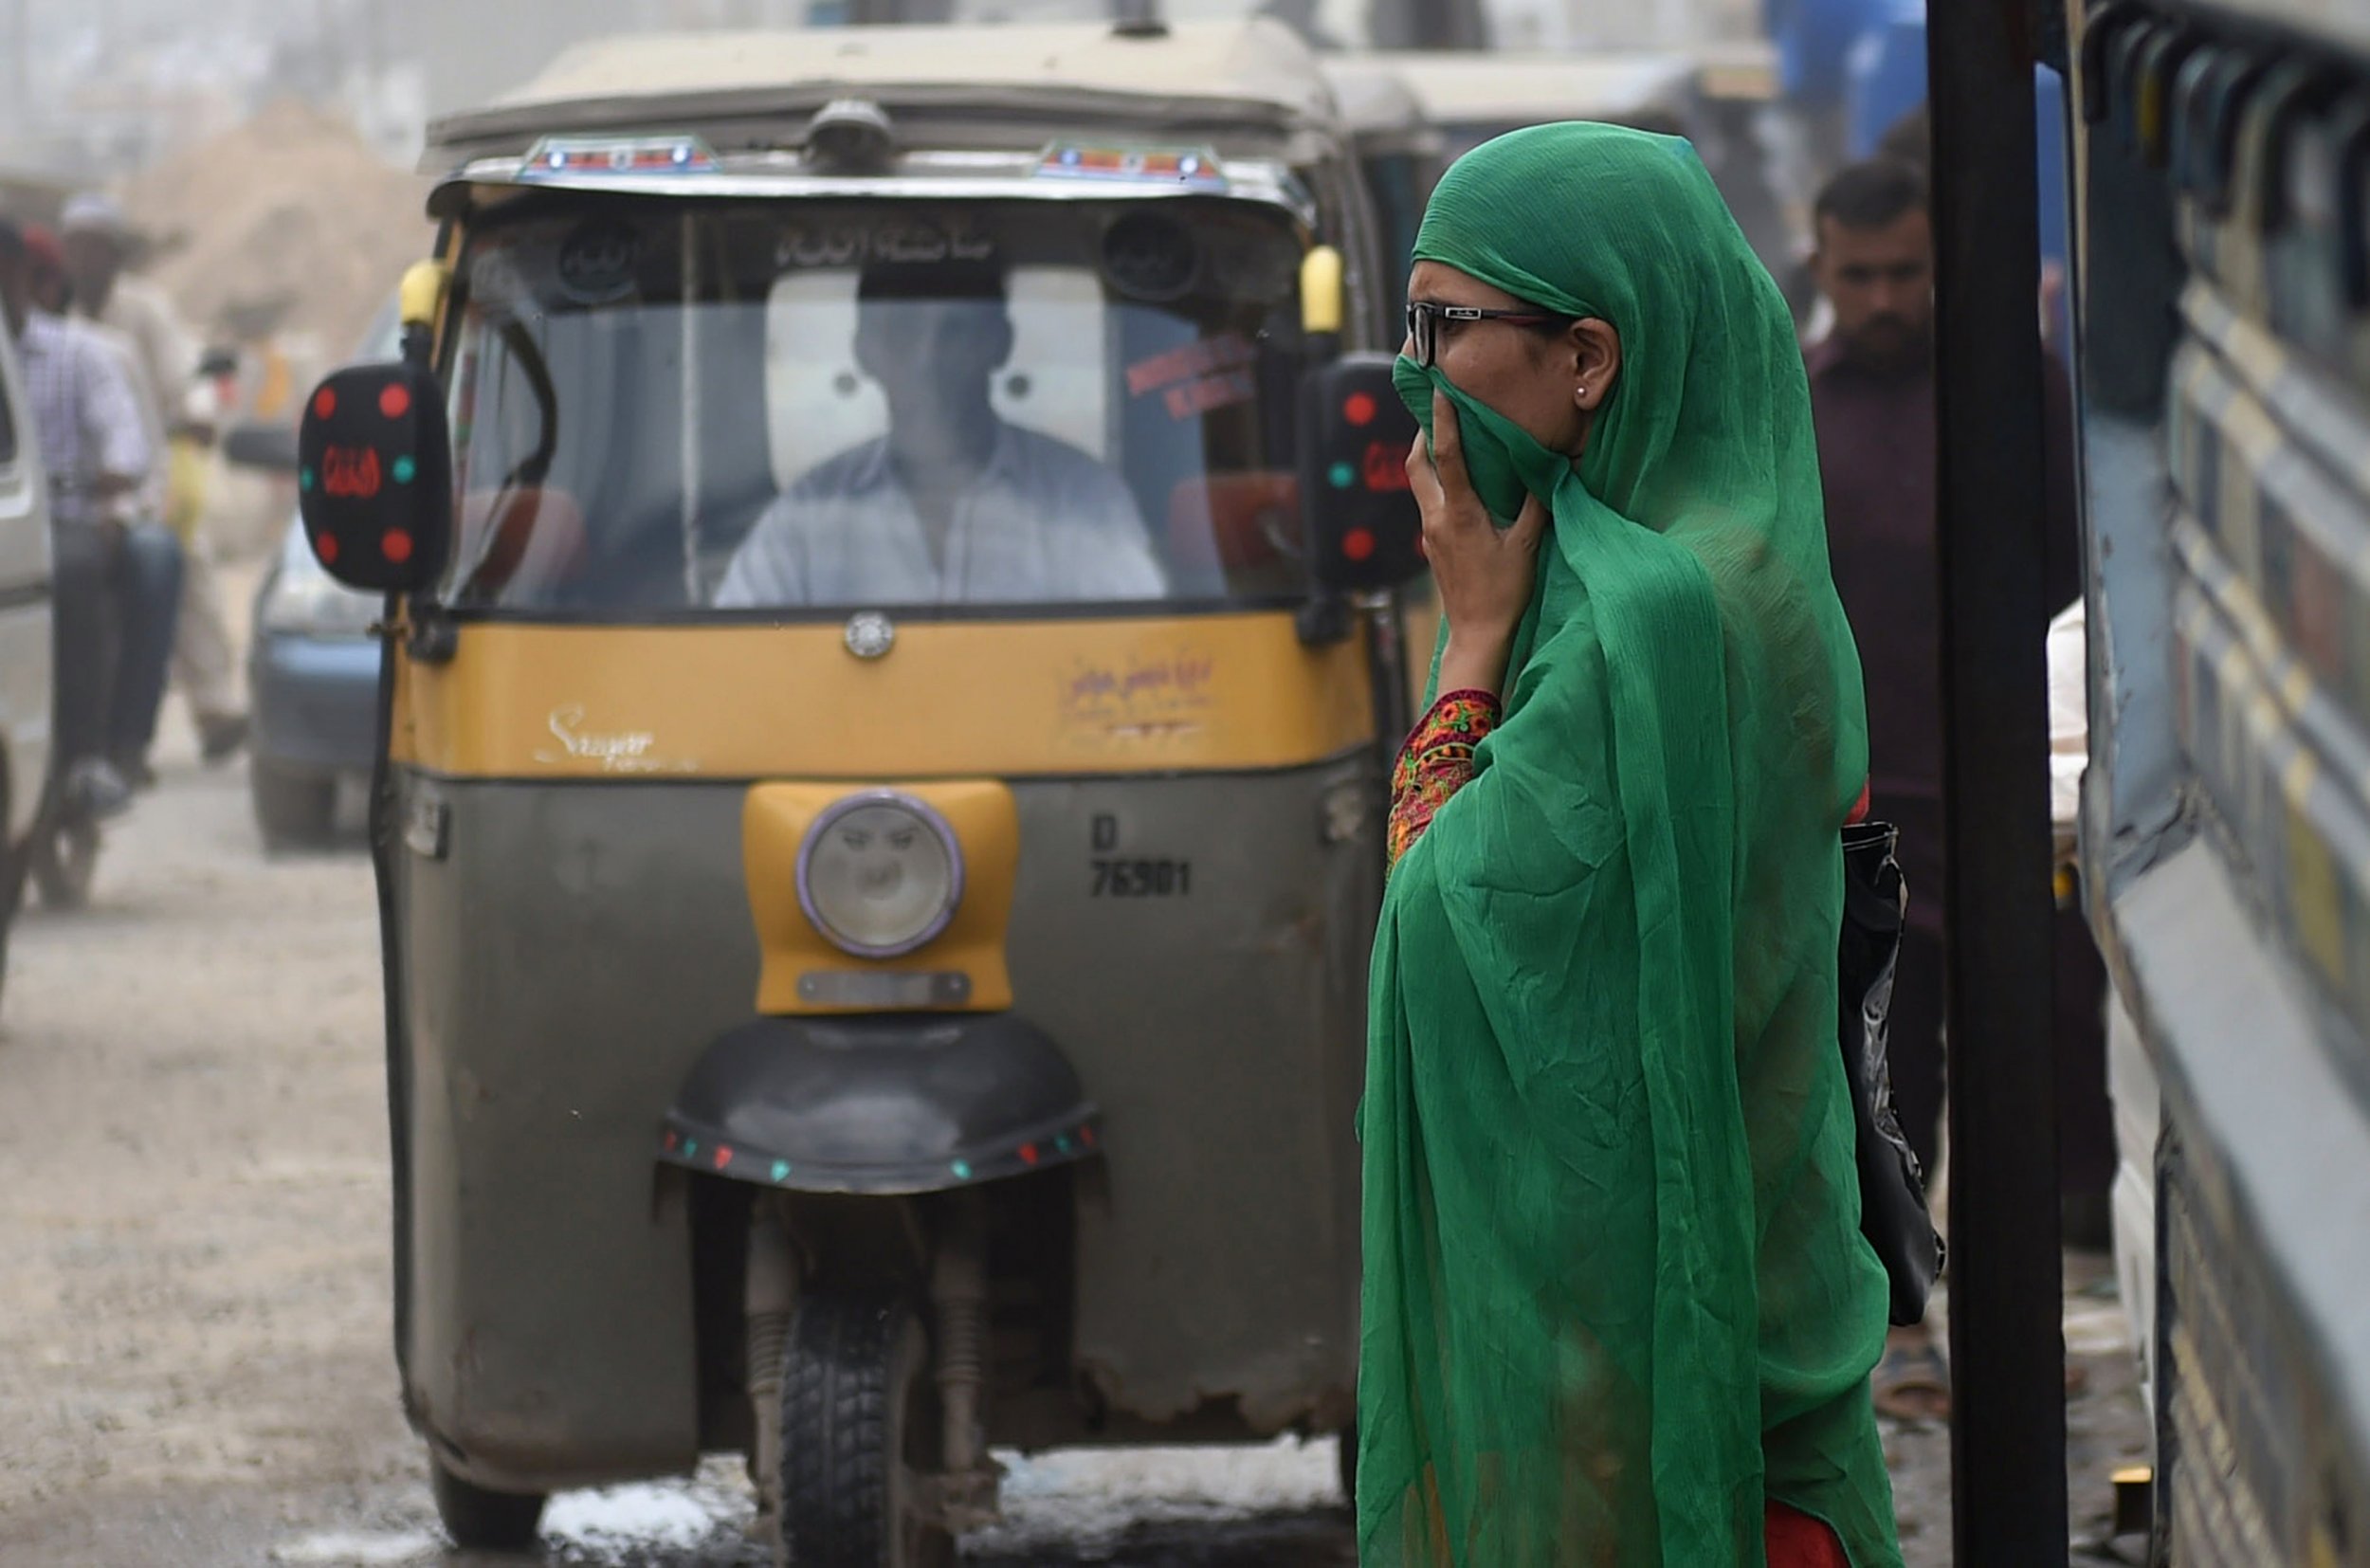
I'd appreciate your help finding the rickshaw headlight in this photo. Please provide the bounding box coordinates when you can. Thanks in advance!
[796,793,965,959]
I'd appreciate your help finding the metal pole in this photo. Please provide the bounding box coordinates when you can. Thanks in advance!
[1927,0,2069,1558]
[680,211,703,607]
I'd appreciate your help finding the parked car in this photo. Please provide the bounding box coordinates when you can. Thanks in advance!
[0,312,55,995]
[246,518,380,846]
[242,304,393,848]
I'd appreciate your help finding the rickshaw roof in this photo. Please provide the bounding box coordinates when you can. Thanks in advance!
[1366,50,1698,132]
[1690,37,1779,102]
[1317,58,1430,139]
[427,20,1342,166]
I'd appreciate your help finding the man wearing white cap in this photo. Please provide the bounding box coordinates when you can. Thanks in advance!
[62,192,249,771]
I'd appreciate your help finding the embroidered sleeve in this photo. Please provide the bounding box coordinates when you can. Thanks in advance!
[1387,689,1503,869]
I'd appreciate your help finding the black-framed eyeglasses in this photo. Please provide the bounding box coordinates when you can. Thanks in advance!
[1404,301,1573,369]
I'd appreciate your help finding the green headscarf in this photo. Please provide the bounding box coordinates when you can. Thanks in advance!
[1358,124,1902,1566]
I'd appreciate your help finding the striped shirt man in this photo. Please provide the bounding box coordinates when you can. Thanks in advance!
[16,309,152,528]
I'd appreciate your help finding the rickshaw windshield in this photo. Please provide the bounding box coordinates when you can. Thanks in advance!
[441,196,1313,616]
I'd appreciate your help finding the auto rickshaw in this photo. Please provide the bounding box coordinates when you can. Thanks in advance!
[293,20,1429,1563]
[1340,46,1793,278]
[1370,47,1701,162]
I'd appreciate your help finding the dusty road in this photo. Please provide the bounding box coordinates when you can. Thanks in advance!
[0,713,2146,1566]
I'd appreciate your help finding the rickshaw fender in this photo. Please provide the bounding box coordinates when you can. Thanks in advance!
[659,1012,1102,1194]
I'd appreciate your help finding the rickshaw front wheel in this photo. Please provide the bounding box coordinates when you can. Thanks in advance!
[428,1456,546,1553]
[778,1292,956,1568]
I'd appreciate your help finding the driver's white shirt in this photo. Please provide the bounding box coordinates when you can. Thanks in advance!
[715,424,1165,607]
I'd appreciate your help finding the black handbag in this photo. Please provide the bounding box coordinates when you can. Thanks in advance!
[1838,821,1945,1326]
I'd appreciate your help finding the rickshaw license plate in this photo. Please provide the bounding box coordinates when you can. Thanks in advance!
[798,971,973,1008]
[1091,859,1192,897]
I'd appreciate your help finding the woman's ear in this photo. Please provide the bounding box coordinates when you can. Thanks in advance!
[1571,319,1622,412]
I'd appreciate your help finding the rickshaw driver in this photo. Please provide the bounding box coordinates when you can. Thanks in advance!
[716,257,1166,607]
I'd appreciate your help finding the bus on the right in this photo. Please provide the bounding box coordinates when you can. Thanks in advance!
[2074,0,2370,1555]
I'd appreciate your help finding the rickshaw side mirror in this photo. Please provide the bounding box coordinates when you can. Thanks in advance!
[1301,352,1426,593]
[295,362,453,593]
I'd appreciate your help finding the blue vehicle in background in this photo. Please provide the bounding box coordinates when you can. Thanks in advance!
[247,518,381,846]
[241,305,395,848]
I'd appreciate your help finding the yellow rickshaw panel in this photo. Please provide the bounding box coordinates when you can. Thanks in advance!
[390,613,1376,780]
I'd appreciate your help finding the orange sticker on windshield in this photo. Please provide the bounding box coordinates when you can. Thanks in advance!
[1126,334,1256,397]
[1163,372,1257,421]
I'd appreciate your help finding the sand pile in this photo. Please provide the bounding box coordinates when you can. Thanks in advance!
[119,99,432,355]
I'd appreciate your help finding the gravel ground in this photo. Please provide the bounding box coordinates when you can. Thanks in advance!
[0,702,2150,1566]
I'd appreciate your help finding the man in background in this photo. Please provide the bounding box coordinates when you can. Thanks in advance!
[32,210,182,791]
[1803,156,2099,1417]
[62,194,248,771]
[0,219,156,819]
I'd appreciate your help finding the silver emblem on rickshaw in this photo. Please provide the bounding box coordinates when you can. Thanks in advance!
[843,611,896,660]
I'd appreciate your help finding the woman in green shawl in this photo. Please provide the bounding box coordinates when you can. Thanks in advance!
[1359,123,1903,1566]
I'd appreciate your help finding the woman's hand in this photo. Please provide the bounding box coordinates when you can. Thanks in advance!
[1410,392,1547,698]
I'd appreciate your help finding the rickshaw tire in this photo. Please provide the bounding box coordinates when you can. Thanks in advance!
[778,1291,954,1568]
[1339,1420,1357,1510]
[428,1457,546,1553]
[0,832,27,1018]
[250,760,338,850]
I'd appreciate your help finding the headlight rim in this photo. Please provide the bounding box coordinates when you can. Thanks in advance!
[795,789,965,960]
